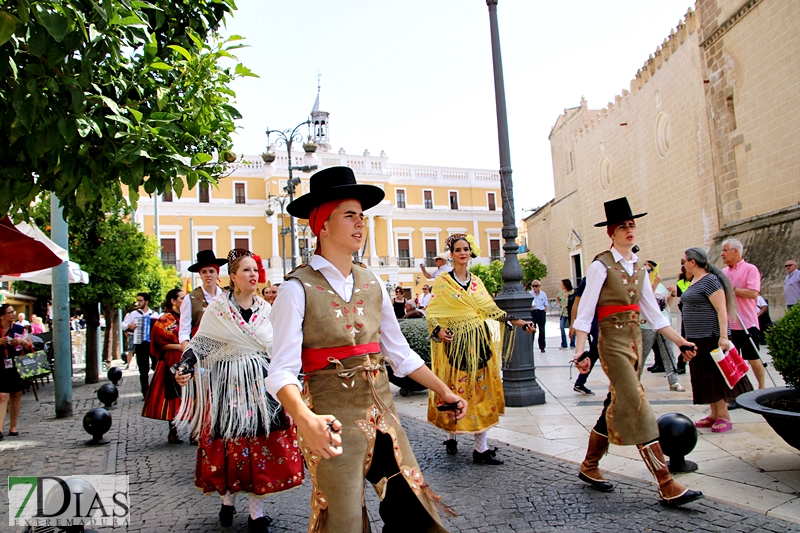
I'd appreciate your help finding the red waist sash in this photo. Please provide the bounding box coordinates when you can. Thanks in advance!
[301,342,382,376]
[598,304,640,321]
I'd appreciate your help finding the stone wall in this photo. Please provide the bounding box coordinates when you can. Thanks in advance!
[527,0,800,314]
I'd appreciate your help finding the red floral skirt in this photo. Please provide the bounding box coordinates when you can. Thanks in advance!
[194,422,305,496]
[141,351,183,421]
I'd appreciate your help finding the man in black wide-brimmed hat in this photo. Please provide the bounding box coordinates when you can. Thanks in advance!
[266,166,464,532]
[571,197,704,507]
[179,250,228,350]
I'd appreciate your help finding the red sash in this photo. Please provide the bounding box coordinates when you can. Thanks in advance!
[301,342,382,376]
[597,304,640,321]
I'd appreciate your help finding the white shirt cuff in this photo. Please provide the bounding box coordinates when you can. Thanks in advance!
[390,352,425,378]
[265,372,303,399]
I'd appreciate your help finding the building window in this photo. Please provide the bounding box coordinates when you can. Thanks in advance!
[449,191,459,210]
[234,183,246,204]
[199,182,210,203]
[160,238,177,267]
[162,189,173,202]
[234,238,249,251]
[423,190,433,210]
[424,239,437,267]
[397,238,411,268]
[197,238,213,252]
[565,149,574,173]
[489,239,501,261]
[487,192,496,211]
[395,189,406,209]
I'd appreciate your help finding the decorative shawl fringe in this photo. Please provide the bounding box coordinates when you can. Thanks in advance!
[427,274,515,390]
[174,293,277,440]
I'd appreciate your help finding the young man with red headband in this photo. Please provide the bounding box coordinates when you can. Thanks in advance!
[572,197,703,507]
[266,166,466,533]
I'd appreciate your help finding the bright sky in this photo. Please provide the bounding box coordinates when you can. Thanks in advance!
[223,0,695,218]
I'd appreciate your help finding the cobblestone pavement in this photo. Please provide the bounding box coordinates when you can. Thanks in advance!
[2,371,800,532]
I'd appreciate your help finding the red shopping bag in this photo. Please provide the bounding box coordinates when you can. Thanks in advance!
[710,346,750,389]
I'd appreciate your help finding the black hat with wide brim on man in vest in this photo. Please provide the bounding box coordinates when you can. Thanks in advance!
[594,197,648,227]
[188,249,228,272]
[286,166,385,219]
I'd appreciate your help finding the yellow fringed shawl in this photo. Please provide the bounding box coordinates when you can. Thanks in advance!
[426,272,514,389]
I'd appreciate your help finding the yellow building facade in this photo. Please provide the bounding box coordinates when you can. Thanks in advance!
[135,92,504,298]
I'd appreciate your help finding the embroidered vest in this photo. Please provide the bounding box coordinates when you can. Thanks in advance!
[594,250,646,308]
[288,263,383,352]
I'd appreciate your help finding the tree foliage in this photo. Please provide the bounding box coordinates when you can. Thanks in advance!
[470,260,504,297]
[520,253,548,288]
[0,0,255,220]
[765,305,800,390]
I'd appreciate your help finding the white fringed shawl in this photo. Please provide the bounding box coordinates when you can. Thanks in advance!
[175,293,277,440]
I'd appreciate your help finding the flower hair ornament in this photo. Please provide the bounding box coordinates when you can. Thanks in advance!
[226,248,266,284]
[446,234,480,258]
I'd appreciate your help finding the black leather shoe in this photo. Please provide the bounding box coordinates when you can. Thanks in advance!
[728,401,739,410]
[578,472,614,493]
[473,448,504,465]
[248,515,272,533]
[660,489,704,507]
[648,364,665,373]
[219,504,235,528]
[444,439,458,455]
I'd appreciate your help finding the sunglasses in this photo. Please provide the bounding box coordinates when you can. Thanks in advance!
[787,264,795,268]
[532,285,540,287]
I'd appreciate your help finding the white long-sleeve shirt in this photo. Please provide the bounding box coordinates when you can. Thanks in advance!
[178,285,223,343]
[573,247,669,333]
[121,308,160,345]
[266,255,425,398]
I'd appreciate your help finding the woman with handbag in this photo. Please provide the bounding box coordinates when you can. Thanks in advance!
[680,247,753,433]
[142,288,188,444]
[426,234,534,464]
[175,250,304,533]
[0,303,33,440]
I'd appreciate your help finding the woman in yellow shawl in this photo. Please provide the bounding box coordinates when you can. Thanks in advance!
[426,234,534,465]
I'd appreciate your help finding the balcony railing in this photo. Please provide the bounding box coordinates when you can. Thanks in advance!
[424,257,437,267]
[397,256,414,268]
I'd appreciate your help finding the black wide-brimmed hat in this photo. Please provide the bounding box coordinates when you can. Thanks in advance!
[594,197,647,227]
[188,250,228,272]
[286,166,385,219]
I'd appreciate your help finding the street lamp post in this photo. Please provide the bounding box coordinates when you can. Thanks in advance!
[486,0,545,406]
[264,121,319,270]
[266,194,290,277]
[297,222,311,265]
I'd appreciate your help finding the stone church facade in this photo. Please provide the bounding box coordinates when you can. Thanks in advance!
[525,0,799,315]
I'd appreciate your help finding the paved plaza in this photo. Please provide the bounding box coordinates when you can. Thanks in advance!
[0,318,798,532]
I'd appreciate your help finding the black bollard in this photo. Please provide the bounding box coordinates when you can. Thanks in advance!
[97,383,119,410]
[107,366,123,385]
[83,407,112,445]
[657,413,699,473]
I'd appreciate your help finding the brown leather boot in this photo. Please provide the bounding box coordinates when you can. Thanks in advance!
[579,430,614,492]
[638,440,703,507]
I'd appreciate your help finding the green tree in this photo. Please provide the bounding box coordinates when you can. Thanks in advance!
[470,260,504,296]
[14,198,180,383]
[69,208,180,382]
[0,0,255,221]
[520,253,548,288]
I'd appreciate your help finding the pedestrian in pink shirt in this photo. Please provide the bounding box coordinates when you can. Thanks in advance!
[720,238,767,389]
